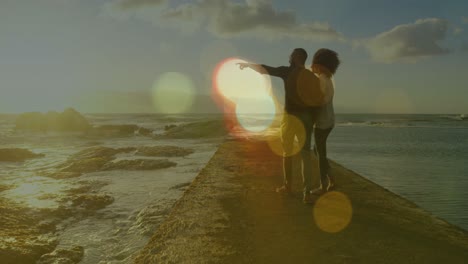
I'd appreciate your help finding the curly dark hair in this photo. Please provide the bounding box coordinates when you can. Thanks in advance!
[312,48,341,74]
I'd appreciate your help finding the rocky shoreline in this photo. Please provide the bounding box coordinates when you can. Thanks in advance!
[0,144,198,264]
[11,108,227,140]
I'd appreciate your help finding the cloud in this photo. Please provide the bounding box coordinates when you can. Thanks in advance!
[115,0,166,9]
[360,18,450,63]
[462,42,468,52]
[105,0,343,41]
[453,27,464,35]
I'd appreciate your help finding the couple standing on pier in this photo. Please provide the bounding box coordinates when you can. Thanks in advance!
[238,48,340,204]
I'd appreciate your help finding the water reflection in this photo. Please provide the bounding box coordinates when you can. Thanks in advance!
[4,176,66,208]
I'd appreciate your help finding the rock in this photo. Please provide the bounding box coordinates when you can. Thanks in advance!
[37,220,58,233]
[0,184,14,192]
[0,238,58,264]
[44,111,60,131]
[37,246,84,264]
[138,127,154,136]
[81,141,102,147]
[158,120,227,139]
[169,182,192,190]
[15,112,46,132]
[87,125,154,138]
[15,108,91,133]
[53,146,135,174]
[71,194,114,210]
[69,146,136,160]
[130,203,172,236]
[102,159,177,171]
[43,172,83,179]
[136,146,194,157]
[57,108,90,132]
[50,147,176,175]
[52,146,137,174]
[0,198,59,264]
[58,156,114,174]
[64,181,108,196]
[93,124,139,136]
[0,148,45,162]
[164,124,177,131]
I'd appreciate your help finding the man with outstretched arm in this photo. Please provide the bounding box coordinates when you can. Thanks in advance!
[238,48,319,204]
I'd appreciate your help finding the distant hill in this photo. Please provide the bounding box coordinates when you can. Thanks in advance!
[73,90,223,114]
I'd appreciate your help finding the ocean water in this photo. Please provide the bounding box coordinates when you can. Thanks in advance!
[1,113,467,263]
[328,114,468,231]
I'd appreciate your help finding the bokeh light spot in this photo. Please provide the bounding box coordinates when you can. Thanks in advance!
[152,72,195,113]
[313,191,353,233]
[235,94,276,133]
[267,114,306,157]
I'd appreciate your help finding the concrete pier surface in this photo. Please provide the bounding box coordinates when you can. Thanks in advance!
[134,138,468,264]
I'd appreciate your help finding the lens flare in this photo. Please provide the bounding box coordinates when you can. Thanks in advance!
[152,72,195,113]
[212,57,278,135]
[267,114,306,157]
[235,94,276,133]
[313,191,353,233]
[213,58,271,103]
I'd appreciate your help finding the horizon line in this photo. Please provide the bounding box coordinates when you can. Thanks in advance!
[0,111,466,116]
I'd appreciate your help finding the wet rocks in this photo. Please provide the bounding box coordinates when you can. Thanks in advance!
[87,125,154,138]
[158,120,227,139]
[0,148,45,162]
[138,127,153,136]
[68,146,136,160]
[15,108,91,133]
[0,184,14,192]
[164,124,177,131]
[37,245,84,264]
[71,194,114,210]
[58,156,115,174]
[170,182,192,190]
[43,172,83,179]
[0,237,58,264]
[64,181,109,196]
[0,198,58,264]
[102,159,176,171]
[51,146,177,174]
[136,146,194,157]
[130,203,172,236]
[13,108,155,139]
[54,146,135,174]
[91,124,139,136]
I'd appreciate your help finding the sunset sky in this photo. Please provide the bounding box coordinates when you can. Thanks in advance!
[1,0,467,114]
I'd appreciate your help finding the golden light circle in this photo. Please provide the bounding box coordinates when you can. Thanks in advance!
[235,94,276,133]
[313,191,353,233]
[152,72,195,113]
[267,113,306,157]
